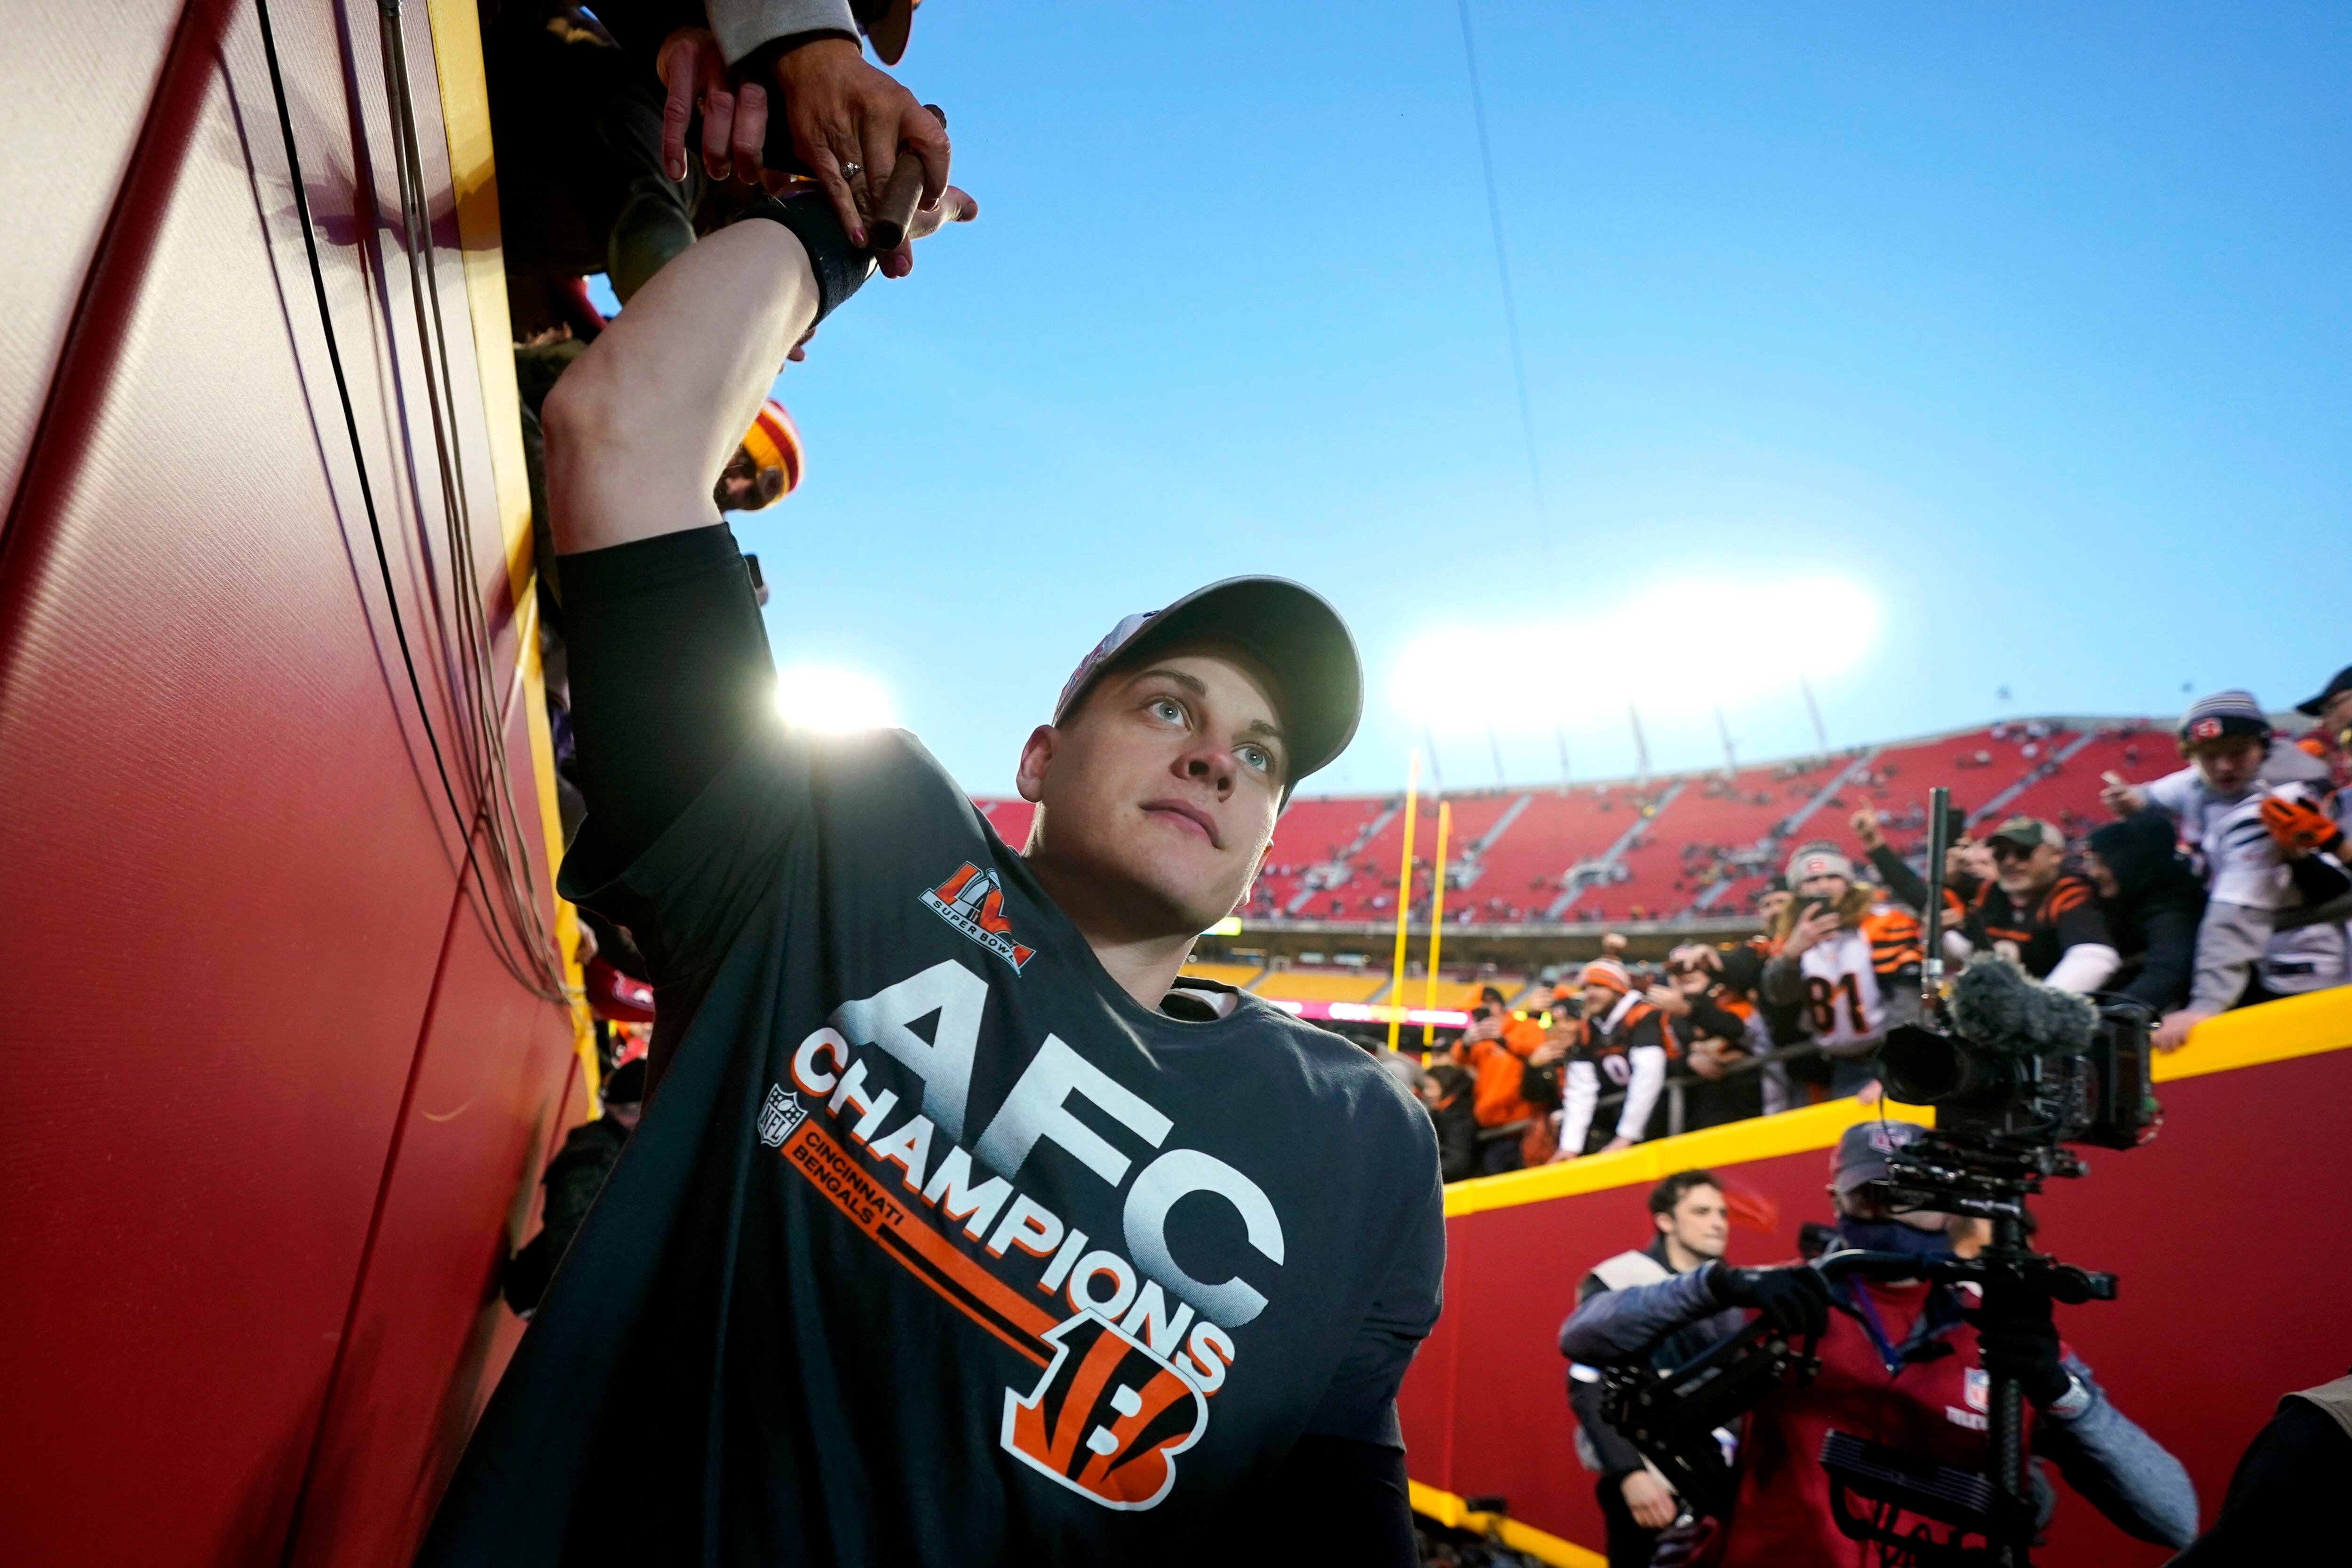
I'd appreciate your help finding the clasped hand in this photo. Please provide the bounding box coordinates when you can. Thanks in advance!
[657,31,961,279]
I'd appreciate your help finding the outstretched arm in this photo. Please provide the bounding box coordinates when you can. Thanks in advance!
[544,221,820,559]
[1556,1268,1726,1364]
[543,201,969,870]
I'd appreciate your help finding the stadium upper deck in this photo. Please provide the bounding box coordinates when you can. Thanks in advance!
[976,715,2172,931]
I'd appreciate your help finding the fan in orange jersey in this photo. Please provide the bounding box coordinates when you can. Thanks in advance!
[1760,842,1924,1098]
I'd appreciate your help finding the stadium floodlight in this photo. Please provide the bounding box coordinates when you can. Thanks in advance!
[1391,574,1879,732]
[775,664,898,732]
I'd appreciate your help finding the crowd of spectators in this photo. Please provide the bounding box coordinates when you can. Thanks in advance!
[1395,672,2352,1182]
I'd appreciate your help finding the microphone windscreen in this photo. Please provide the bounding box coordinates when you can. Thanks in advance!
[1950,954,2097,1057]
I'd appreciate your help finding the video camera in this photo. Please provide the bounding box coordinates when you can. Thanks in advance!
[1879,957,2161,1180]
[1876,780,2162,1220]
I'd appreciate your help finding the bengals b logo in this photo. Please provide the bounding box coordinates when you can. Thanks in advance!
[1001,1312,1208,1510]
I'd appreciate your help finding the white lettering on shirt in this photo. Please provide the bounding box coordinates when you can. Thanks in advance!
[1181,1321,1235,1393]
[866,1112,936,1192]
[1122,1148,1285,1329]
[985,1193,1066,1260]
[832,959,990,1143]
[920,1145,1013,1239]
[975,1033,1173,1186]
[792,1026,850,1095]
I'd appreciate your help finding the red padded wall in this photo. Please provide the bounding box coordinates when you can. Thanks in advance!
[1400,1044,2352,1563]
[0,4,579,1564]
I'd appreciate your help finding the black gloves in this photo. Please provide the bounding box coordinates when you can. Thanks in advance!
[1707,1262,1832,1339]
[1970,1281,2073,1409]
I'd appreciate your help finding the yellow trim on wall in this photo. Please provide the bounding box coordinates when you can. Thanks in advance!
[1408,1481,1606,1568]
[2151,983,2352,1081]
[1445,1096,1939,1219]
[1441,985,2352,1219]
[424,0,598,1109]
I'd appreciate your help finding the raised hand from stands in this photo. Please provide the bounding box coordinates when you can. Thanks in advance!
[1850,806,1885,853]
[656,32,958,278]
[2100,770,2147,818]
[769,38,951,269]
[658,29,764,185]
[1707,1262,1832,1338]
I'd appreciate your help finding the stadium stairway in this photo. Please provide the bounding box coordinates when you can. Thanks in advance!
[1547,780,1685,921]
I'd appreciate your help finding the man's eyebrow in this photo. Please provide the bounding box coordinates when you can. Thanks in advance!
[1129,666,1208,697]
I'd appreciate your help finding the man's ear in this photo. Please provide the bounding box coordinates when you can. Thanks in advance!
[1015,724,1057,805]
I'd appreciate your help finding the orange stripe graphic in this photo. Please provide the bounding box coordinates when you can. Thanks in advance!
[782,1118,1055,1365]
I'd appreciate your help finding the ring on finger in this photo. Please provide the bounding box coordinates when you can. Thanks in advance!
[838,159,863,181]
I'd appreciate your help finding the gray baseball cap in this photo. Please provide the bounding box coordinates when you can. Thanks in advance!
[1831,1118,1928,1194]
[1053,577,1362,794]
[1984,816,2064,852]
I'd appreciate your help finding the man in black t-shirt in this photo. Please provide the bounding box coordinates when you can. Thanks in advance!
[1960,816,2120,992]
[420,198,1443,1565]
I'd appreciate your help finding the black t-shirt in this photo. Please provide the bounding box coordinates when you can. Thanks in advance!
[1963,874,2112,979]
[423,708,1443,1565]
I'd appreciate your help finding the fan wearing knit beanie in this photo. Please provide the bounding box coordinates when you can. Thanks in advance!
[2099,689,2346,1048]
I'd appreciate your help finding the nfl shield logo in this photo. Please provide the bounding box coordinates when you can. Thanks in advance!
[1965,1367,1990,1413]
[757,1084,807,1148]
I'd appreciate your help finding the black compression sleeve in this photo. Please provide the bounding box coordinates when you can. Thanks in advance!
[559,524,773,866]
[1215,1435,1417,1566]
[737,193,874,325]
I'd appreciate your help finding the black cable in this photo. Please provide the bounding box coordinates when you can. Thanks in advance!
[374,0,568,991]
[372,1,568,996]
[255,0,564,1000]
[1454,0,1557,584]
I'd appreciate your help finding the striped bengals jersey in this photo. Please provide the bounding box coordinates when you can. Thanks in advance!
[1795,904,1922,1053]
[1963,874,2111,981]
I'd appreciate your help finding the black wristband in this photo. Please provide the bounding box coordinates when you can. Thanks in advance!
[736,193,875,327]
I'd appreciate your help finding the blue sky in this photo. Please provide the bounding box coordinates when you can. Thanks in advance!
[664,1,2351,797]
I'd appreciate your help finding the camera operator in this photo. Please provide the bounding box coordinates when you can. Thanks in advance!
[1560,1172,1740,1568]
[1761,843,1923,1098]
[1535,960,1675,1159]
[1557,1121,2197,1563]
[2101,690,2348,1045]
[1953,817,2120,994]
